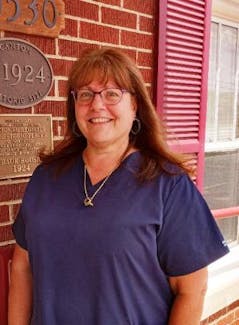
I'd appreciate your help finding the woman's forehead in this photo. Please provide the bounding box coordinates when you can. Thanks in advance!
[72,63,133,91]
[82,79,119,89]
[75,71,120,88]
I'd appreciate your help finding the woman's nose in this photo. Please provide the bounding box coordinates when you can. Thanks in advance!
[90,93,105,110]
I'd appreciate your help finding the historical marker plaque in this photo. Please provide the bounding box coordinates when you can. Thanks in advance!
[0,114,52,179]
[0,38,53,109]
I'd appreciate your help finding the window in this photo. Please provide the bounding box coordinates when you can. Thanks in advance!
[204,18,239,244]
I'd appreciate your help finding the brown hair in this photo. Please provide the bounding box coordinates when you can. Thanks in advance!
[40,47,192,180]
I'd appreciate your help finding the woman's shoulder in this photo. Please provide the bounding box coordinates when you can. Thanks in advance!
[24,164,52,195]
[29,163,47,181]
[159,161,192,186]
[29,155,83,185]
[162,159,183,172]
[30,161,58,179]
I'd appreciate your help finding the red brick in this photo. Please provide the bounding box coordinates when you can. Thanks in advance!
[209,308,227,322]
[235,307,239,318]
[228,301,239,311]
[48,80,55,97]
[121,30,138,47]
[58,80,68,97]
[80,22,119,44]
[122,48,137,62]
[50,58,74,77]
[96,0,120,5]
[140,68,153,84]
[137,51,153,67]
[217,312,235,325]
[34,101,67,117]
[58,39,98,58]
[139,16,154,33]
[121,30,153,49]
[60,18,78,37]
[231,320,239,325]
[0,183,27,202]
[0,245,14,259]
[12,204,21,220]
[123,0,155,15]
[102,8,137,29]
[0,224,14,242]
[0,206,9,223]
[4,32,55,55]
[0,106,32,114]
[53,120,68,137]
[65,1,99,20]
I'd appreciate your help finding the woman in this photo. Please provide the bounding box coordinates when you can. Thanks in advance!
[9,48,229,325]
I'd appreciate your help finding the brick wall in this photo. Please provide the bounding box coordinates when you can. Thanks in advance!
[0,0,157,247]
[201,300,239,325]
[0,1,237,324]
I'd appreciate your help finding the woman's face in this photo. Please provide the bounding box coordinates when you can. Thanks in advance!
[74,79,136,150]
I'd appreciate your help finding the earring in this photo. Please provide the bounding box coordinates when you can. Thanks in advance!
[71,90,76,101]
[72,121,82,137]
[131,118,141,135]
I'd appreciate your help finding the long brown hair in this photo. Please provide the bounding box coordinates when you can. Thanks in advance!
[40,47,192,180]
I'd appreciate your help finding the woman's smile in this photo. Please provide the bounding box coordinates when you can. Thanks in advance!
[88,117,113,124]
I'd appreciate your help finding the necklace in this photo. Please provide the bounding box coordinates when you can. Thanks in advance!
[83,164,116,207]
[82,145,132,207]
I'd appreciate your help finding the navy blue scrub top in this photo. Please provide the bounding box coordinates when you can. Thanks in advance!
[13,152,229,325]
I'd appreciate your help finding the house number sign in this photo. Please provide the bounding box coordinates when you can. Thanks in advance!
[0,38,53,109]
[0,0,65,38]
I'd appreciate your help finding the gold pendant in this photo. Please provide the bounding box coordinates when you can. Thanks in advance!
[84,197,94,207]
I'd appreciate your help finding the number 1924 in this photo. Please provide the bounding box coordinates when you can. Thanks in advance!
[3,63,45,85]
[13,164,31,173]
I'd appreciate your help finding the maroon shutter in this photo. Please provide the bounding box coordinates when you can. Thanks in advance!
[156,0,212,190]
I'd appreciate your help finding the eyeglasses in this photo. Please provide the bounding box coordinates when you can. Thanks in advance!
[71,88,130,105]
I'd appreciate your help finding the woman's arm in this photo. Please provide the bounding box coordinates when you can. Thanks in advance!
[168,267,208,325]
[8,244,33,325]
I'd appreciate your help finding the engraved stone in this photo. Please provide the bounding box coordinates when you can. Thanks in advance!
[0,38,53,109]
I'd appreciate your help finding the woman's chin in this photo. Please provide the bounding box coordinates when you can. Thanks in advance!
[87,136,114,148]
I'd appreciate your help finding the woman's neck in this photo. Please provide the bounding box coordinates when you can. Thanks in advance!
[82,143,136,184]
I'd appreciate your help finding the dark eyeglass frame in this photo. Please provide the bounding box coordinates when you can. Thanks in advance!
[71,88,131,105]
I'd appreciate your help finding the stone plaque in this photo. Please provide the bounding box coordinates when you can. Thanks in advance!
[0,114,52,179]
[0,38,53,109]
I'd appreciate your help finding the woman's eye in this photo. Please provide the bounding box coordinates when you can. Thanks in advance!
[106,90,120,97]
[78,91,93,99]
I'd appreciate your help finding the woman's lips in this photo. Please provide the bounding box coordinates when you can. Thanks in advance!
[88,117,113,124]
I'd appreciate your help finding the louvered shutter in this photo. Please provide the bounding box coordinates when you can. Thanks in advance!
[156,0,212,190]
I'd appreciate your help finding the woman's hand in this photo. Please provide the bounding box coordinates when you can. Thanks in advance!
[168,267,208,325]
[8,244,33,325]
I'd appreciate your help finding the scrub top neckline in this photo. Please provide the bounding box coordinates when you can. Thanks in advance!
[83,150,141,189]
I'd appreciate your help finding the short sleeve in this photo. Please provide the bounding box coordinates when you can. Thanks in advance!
[157,174,229,276]
[12,206,28,250]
